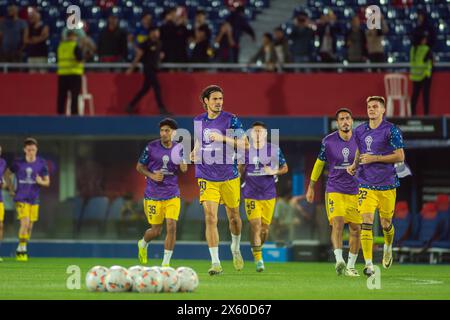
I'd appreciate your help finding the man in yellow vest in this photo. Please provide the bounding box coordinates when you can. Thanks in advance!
[57,30,84,115]
[410,34,432,116]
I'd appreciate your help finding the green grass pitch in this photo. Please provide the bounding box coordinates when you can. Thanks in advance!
[0,258,449,300]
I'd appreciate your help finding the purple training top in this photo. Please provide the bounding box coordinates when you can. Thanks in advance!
[138,139,183,200]
[242,142,287,200]
[193,111,245,182]
[318,131,359,195]
[354,119,404,190]
[10,157,49,204]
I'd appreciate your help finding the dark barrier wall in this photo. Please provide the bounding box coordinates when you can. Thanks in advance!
[1,72,448,116]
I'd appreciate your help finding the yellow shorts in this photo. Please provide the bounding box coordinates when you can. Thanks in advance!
[245,198,276,225]
[357,188,396,219]
[0,202,4,222]
[198,177,240,209]
[16,202,40,222]
[325,193,362,225]
[143,197,180,225]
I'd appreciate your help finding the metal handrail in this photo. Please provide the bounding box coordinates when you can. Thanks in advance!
[1,62,448,72]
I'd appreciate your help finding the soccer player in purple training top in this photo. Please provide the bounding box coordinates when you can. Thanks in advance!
[306,108,362,277]
[190,85,249,275]
[4,138,50,262]
[347,96,405,277]
[239,121,288,272]
[137,118,187,267]
[0,145,7,262]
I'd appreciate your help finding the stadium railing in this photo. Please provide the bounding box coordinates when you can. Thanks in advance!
[1,62,450,73]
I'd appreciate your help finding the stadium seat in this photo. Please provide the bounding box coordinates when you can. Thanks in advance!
[392,201,411,246]
[79,196,109,235]
[402,202,440,248]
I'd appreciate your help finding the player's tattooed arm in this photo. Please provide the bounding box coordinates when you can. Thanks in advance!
[360,148,405,164]
[347,149,360,176]
[238,164,245,177]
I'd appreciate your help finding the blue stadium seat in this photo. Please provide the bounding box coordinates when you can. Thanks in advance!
[105,197,125,221]
[393,215,411,246]
[82,196,109,221]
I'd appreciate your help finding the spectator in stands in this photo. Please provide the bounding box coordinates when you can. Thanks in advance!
[317,10,340,63]
[97,14,128,62]
[190,25,212,63]
[80,21,97,62]
[173,6,190,63]
[410,34,432,116]
[26,8,49,72]
[56,31,83,115]
[249,32,277,72]
[125,27,170,115]
[366,13,388,63]
[288,11,314,63]
[345,15,367,63]
[411,10,436,50]
[0,4,28,62]
[214,21,235,63]
[226,4,255,62]
[193,9,211,42]
[159,7,178,62]
[273,27,291,65]
[133,13,153,45]
[97,0,117,11]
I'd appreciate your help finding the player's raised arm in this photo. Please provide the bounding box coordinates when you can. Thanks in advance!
[306,142,327,203]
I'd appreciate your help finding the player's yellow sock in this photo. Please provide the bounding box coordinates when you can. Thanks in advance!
[361,223,373,262]
[18,233,29,250]
[383,223,395,247]
[252,246,262,262]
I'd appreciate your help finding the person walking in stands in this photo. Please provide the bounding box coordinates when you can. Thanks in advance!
[56,31,83,115]
[125,27,170,115]
[410,34,433,116]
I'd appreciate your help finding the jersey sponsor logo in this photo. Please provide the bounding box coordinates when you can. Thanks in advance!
[365,136,373,153]
[19,167,36,184]
[342,147,350,164]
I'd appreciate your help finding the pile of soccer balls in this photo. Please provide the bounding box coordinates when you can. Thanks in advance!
[85,265,199,293]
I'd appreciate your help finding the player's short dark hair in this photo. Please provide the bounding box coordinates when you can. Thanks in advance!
[159,118,178,130]
[251,121,267,129]
[335,108,353,119]
[200,85,223,109]
[366,96,386,106]
[24,137,38,147]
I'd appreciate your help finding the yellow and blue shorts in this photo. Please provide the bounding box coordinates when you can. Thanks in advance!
[357,188,396,219]
[197,177,241,209]
[143,197,180,225]
[16,202,40,222]
[245,198,276,225]
[325,193,362,225]
[0,202,4,222]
